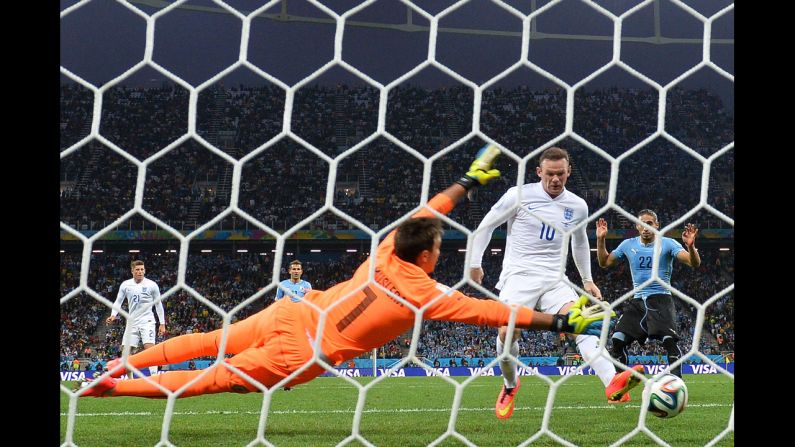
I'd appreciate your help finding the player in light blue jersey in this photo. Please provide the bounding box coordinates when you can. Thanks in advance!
[596,209,700,379]
[275,260,312,303]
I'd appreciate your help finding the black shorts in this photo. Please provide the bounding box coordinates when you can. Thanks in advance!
[613,294,678,344]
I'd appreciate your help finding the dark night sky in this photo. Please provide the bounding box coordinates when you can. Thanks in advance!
[60,0,733,110]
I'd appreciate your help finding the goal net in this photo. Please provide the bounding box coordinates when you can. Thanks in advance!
[60,0,733,445]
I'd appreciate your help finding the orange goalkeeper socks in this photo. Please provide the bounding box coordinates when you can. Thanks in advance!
[127,332,220,372]
[111,368,232,398]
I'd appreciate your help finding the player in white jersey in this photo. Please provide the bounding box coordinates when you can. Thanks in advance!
[470,147,634,418]
[107,260,166,377]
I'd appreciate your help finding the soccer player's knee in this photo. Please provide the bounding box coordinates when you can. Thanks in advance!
[662,336,679,354]
[208,365,255,395]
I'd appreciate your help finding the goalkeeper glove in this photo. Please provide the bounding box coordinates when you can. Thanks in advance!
[456,144,501,191]
[551,296,616,336]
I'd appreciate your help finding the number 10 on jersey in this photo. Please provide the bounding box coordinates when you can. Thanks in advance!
[539,222,556,240]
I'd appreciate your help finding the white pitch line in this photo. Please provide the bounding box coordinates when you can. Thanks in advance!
[304,379,732,390]
[62,403,732,417]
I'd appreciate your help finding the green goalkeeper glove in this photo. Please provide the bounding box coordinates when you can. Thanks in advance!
[551,296,616,335]
[456,144,501,190]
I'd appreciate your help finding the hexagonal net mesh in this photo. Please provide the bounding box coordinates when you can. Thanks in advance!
[61,1,733,446]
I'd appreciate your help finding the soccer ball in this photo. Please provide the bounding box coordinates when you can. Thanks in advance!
[647,374,688,418]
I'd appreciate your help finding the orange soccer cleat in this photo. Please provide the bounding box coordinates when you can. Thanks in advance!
[76,375,117,397]
[495,379,521,419]
[606,365,645,402]
[607,392,631,403]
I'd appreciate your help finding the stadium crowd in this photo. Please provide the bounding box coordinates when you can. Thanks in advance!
[60,243,734,368]
[61,81,733,369]
[61,83,733,232]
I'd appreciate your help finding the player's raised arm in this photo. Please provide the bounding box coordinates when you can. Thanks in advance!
[596,218,619,268]
[378,144,502,258]
[430,144,501,212]
[406,144,502,220]
[677,223,701,268]
[454,144,501,192]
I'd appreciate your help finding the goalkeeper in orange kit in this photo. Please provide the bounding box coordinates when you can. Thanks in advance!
[78,145,614,399]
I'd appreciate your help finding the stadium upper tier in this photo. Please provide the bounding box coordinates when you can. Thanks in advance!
[61,84,733,233]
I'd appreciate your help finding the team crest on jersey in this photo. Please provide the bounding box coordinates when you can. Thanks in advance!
[564,208,573,220]
[142,287,148,293]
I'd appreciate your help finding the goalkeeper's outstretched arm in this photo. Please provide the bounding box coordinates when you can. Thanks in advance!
[437,143,502,205]
[395,144,502,227]
[427,292,614,337]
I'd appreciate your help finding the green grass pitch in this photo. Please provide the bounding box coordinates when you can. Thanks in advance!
[61,374,733,446]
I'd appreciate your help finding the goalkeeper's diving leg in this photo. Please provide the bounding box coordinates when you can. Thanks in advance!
[80,302,320,398]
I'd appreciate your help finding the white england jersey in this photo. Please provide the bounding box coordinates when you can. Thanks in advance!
[470,183,593,289]
[111,278,165,325]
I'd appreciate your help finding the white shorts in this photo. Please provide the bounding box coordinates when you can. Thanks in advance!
[497,275,579,314]
[125,320,157,347]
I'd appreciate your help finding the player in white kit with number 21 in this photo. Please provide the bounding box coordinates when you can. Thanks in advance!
[107,260,166,377]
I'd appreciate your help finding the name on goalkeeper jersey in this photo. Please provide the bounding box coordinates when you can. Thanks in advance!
[374,269,404,306]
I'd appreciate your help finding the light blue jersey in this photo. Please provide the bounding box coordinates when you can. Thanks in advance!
[612,237,685,299]
[275,279,312,303]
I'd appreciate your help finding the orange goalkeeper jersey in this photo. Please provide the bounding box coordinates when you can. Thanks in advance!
[295,193,536,365]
